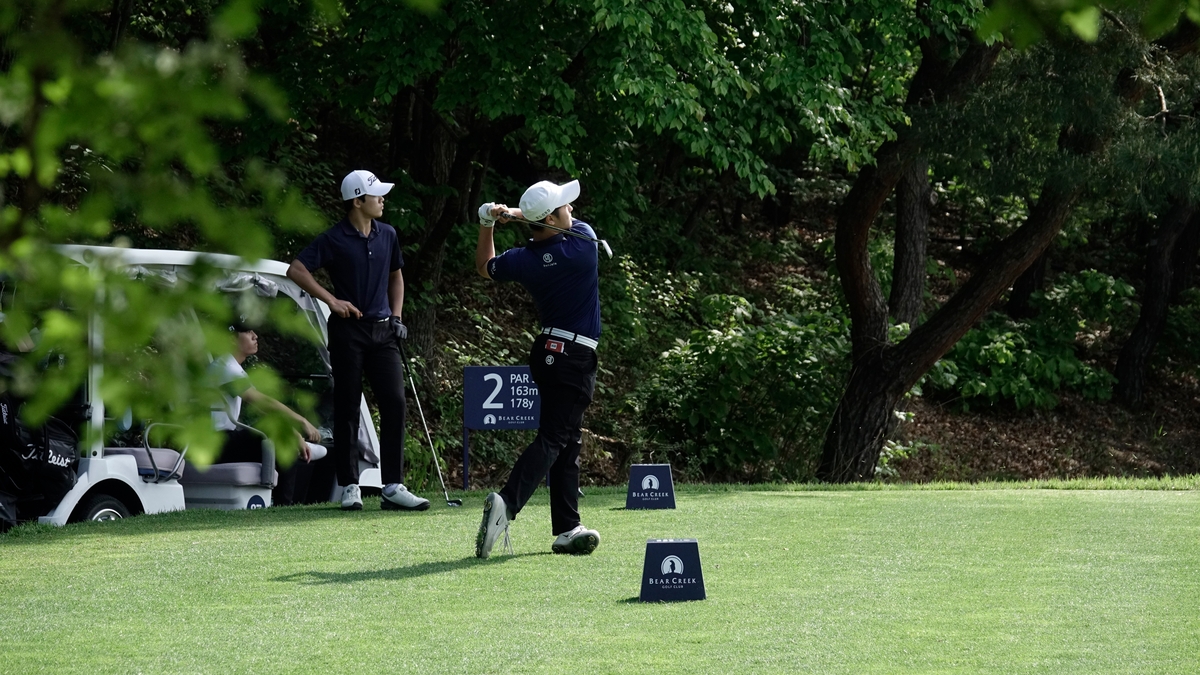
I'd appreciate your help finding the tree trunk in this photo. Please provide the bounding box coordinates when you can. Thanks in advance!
[1115,201,1198,409]
[1170,211,1200,300]
[817,40,1003,482]
[392,92,457,358]
[406,136,492,358]
[835,38,1003,364]
[816,353,905,482]
[1005,249,1048,318]
[108,0,131,52]
[889,155,931,327]
[818,21,1200,482]
[387,78,525,358]
[820,180,1084,481]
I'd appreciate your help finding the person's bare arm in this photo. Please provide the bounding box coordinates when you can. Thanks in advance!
[476,226,495,279]
[287,260,361,319]
[475,204,523,278]
[389,269,404,318]
[241,387,320,442]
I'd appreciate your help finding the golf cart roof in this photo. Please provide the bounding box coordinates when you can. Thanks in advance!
[55,245,289,276]
[54,245,323,317]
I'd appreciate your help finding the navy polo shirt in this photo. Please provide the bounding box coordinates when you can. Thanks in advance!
[487,219,602,339]
[296,219,403,321]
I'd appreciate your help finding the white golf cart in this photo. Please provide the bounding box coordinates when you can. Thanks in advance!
[30,245,384,525]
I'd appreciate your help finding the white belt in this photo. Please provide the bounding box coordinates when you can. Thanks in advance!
[541,327,598,350]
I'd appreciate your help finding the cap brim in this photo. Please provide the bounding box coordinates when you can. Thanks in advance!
[558,180,580,207]
[365,181,394,196]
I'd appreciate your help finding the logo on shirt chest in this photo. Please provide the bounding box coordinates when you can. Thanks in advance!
[542,253,554,264]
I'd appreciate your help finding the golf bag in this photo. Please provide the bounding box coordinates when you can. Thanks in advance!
[0,353,79,531]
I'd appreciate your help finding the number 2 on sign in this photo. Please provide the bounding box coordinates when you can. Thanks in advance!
[482,374,503,409]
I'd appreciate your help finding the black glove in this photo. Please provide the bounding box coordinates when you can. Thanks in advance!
[389,316,408,341]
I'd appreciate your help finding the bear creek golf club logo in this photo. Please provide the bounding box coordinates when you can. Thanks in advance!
[483,414,496,425]
[648,554,699,588]
[632,472,668,499]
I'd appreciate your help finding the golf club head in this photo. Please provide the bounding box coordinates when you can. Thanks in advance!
[600,240,613,258]
[447,499,463,507]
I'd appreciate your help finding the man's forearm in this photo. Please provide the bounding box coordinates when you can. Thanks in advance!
[287,261,335,306]
[476,226,495,278]
[389,271,405,318]
[244,389,309,428]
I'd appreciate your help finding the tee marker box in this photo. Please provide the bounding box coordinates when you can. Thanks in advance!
[640,539,706,602]
[626,464,676,509]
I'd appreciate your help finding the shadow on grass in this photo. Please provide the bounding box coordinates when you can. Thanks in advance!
[0,500,461,546]
[274,552,553,586]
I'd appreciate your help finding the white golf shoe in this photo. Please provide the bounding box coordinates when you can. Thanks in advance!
[381,483,430,511]
[552,525,600,555]
[475,492,512,559]
[340,484,362,511]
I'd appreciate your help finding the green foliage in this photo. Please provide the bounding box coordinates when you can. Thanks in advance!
[341,0,959,239]
[632,290,850,480]
[929,271,1136,410]
[0,1,324,461]
[600,256,701,354]
[876,437,938,480]
[437,298,539,470]
[981,0,1200,46]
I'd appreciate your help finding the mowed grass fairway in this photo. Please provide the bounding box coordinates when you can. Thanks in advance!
[2,482,1199,674]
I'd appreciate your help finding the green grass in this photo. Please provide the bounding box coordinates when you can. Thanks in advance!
[2,481,1199,674]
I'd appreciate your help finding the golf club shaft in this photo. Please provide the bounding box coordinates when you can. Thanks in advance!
[398,340,460,505]
[499,214,614,258]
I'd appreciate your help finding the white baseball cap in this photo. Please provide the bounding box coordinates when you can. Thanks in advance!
[519,180,580,222]
[340,170,394,201]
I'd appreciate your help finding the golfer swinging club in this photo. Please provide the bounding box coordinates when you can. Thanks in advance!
[286,170,430,512]
[474,179,602,558]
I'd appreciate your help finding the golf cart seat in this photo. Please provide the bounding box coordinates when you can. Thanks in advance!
[103,422,188,482]
[179,423,276,510]
[181,461,277,488]
[103,447,186,482]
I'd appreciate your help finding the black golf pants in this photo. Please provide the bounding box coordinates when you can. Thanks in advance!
[328,316,407,487]
[500,334,596,536]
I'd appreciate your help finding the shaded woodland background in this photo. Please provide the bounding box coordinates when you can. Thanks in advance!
[4,0,1200,484]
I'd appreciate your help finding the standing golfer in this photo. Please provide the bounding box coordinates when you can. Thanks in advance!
[286,170,429,512]
[473,179,602,558]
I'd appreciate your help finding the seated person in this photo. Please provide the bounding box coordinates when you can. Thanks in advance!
[211,322,325,505]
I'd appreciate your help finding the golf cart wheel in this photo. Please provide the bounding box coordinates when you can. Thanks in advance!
[78,494,130,522]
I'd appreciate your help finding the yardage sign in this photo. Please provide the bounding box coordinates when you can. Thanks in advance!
[626,464,676,509]
[462,366,541,490]
[463,366,541,430]
[640,539,706,602]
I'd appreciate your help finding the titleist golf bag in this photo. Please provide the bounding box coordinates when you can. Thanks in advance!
[0,352,79,532]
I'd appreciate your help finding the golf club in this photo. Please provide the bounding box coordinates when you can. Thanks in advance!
[398,340,462,507]
[497,213,614,258]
